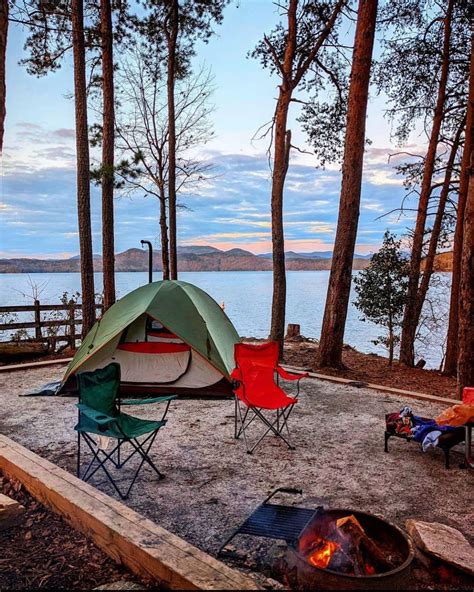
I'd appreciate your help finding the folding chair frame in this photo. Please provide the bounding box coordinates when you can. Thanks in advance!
[76,397,173,500]
[233,373,303,454]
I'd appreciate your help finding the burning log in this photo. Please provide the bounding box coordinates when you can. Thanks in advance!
[335,515,396,573]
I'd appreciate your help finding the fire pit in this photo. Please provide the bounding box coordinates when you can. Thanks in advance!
[286,507,414,590]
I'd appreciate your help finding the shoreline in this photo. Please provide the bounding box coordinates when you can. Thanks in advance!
[0,338,457,400]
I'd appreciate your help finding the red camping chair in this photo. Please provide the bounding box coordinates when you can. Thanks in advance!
[231,342,308,454]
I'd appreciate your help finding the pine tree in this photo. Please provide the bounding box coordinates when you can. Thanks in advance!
[354,231,409,366]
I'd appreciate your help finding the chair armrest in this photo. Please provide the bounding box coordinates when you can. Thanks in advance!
[276,366,309,381]
[76,403,117,425]
[120,395,178,406]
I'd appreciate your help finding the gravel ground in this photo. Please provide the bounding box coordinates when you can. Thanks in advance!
[0,364,472,580]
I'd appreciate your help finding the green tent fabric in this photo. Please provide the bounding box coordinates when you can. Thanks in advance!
[62,280,240,385]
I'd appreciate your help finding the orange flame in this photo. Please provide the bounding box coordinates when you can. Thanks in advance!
[307,538,340,569]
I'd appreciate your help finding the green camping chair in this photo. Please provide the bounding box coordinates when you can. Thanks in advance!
[75,362,176,499]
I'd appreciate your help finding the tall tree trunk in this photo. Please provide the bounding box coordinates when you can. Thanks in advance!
[456,28,474,396]
[0,0,7,153]
[270,118,291,354]
[265,0,344,357]
[445,31,474,376]
[268,0,298,356]
[101,0,116,310]
[399,0,453,366]
[413,119,464,327]
[71,0,95,336]
[166,0,179,280]
[458,164,474,396]
[315,0,378,369]
[159,192,170,280]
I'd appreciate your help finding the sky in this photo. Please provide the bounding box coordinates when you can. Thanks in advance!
[1,0,425,259]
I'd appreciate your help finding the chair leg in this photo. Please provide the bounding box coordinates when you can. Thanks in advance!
[234,396,238,439]
[276,405,295,442]
[236,405,296,454]
[80,433,120,481]
[115,430,158,468]
[384,431,391,453]
[77,430,164,500]
[79,433,128,499]
[128,431,164,479]
[443,447,450,469]
[236,399,252,452]
[122,433,164,498]
[77,430,81,478]
[253,408,295,450]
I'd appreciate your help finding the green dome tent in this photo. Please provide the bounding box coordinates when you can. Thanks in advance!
[61,280,240,396]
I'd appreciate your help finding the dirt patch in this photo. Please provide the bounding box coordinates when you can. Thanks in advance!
[282,340,458,400]
[0,475,147,590]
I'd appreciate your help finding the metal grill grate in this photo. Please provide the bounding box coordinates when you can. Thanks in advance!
[238,503,319,541]
[218,488,321,556]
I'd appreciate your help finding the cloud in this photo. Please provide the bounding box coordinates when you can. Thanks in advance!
[52,128,76,139]
[0,136,411,257]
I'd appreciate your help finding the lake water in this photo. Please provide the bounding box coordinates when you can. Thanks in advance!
[0,271,451,369]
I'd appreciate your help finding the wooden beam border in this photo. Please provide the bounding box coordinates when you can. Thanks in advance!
[0,358,73,372]
[281,364,455,406]
[0,435,259,591]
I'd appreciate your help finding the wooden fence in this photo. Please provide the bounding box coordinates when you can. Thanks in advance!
[0,301,103,350]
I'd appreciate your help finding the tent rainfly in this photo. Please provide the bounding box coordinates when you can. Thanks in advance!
[61,280,240,396]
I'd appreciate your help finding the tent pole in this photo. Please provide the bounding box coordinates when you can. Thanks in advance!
[140,240,153,284]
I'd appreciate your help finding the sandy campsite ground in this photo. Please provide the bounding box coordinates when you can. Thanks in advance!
[0,363,473,587]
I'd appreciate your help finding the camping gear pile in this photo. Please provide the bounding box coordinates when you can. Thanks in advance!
[384,406,466,468]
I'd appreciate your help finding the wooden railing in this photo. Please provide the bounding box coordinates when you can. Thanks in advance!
[0,301,103,350]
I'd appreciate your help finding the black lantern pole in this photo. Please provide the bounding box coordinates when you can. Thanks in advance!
[140,240,153,284]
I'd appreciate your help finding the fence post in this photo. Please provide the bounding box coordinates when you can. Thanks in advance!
[34,300,42,341]
[69,304,76,350]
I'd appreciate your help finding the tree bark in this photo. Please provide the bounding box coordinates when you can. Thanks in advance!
[270,115,291,354]
[101,0,116,310]
[159,189,170,280]
[166,0,179,280]
[0,0,7,153]
[445,27,474,376]
[265,0,345,357]
[399,0,453,366]
[457,28,474,396]
[413,119,464,329]
[268,0,298,356]
[315,0,378,369]
[71,0,96,336]
[458,168,474,396]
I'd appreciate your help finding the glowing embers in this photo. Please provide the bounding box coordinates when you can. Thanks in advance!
[307,537,341,570]
[304,514,386,576]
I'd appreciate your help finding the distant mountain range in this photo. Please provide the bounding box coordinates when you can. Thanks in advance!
[0,246,373,273]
